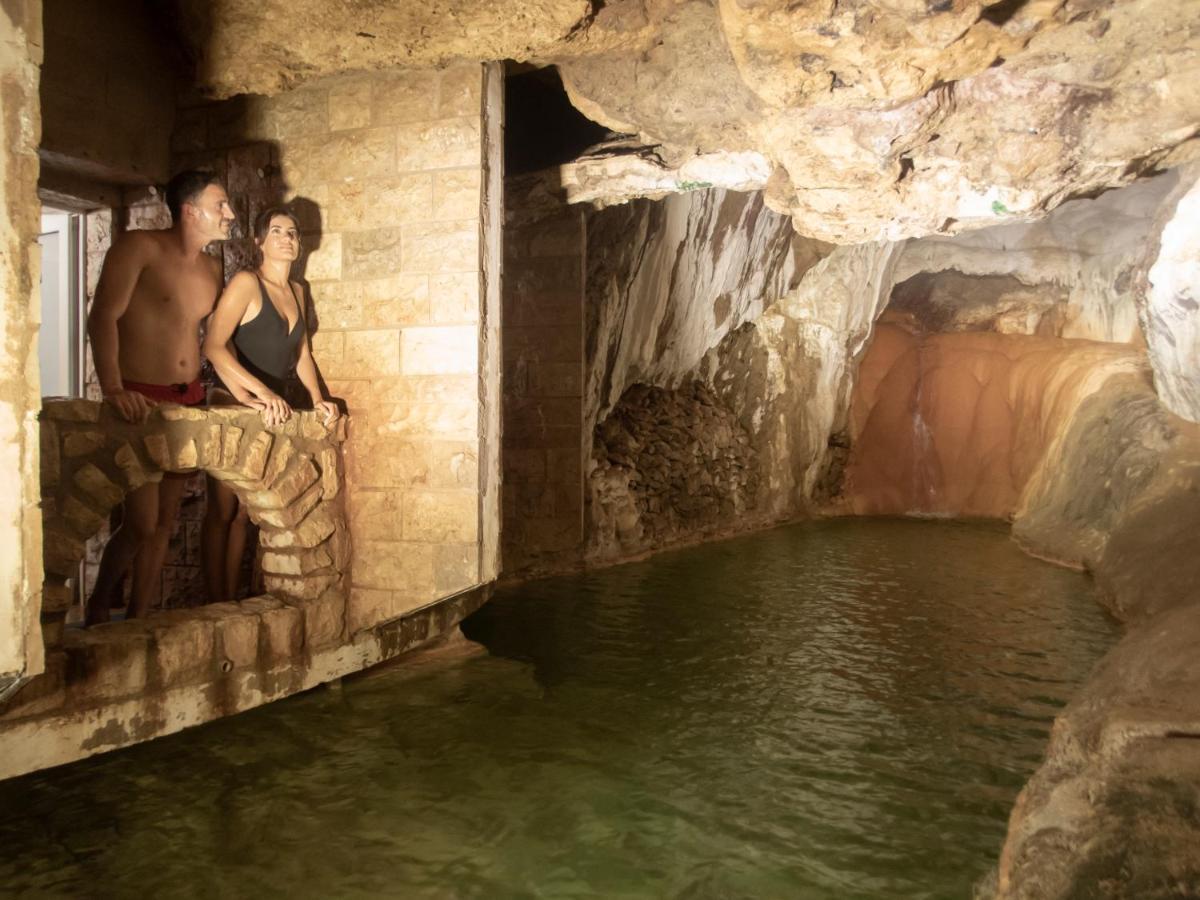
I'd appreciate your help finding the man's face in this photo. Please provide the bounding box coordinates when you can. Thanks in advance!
[187,184,236,241]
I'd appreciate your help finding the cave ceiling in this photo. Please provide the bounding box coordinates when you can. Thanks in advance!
[175,0,1200,244]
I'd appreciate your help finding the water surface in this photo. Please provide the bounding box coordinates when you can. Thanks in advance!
[0,519,1116,899]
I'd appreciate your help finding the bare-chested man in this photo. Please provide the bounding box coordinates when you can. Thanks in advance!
[85,171,236,625]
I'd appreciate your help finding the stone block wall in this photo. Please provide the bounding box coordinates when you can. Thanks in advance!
[39,0,177,185]
[174,65,494,631]
[501,193,585,575]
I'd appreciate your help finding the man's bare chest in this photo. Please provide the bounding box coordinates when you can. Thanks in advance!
[132,259,220,322]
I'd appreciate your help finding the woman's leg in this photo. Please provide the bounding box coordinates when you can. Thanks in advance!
[223,503,251,602]
[202,475,241,603]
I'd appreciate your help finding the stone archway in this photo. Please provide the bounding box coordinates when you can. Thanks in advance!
[38,399,349,648]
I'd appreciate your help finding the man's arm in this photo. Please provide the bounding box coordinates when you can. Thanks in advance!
[87,233,154,422]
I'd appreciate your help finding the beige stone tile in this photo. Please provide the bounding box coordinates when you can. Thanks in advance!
[347,438,432,489]
[434,542,480,593]
[347,588,397,633]
[312,273,428,331]
[353,540,434,591]
[303,232,342,282]
[403,490,479,543]
[310,330,344,375]
[370,401,478,441]
[287,127,396,186]
[344,330,400,377]
[429,273,479,324]
[348,489,403,541]
[397,117,481,172]
[437,65,483,117]
[361,274,430,328]
[432,169,481,221]
[371,71,439,125]
[402,221,479,274]
[329,79,372,131]
[311,280,365,329]
[324,378,371,411]
[327,175,433,231]
[343,227,403,280]
[428,440,479,489]
[401,325,478,376]
[267,86,330,138]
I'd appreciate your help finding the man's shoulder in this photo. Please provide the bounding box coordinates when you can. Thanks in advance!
[113,228,170,256]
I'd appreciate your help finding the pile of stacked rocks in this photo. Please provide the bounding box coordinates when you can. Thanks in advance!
[592,381,759,550]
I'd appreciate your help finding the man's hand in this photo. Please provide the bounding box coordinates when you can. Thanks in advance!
[103,389,155,423]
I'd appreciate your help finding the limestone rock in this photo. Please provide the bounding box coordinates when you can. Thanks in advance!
[1142,163,1200,423]
[173,0,593,97]
[558,0,1200,242]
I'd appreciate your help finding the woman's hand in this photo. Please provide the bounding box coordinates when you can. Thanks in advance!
[313,399,340,427]
[246,391,292,427]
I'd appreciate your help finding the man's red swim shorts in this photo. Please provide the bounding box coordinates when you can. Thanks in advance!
[123,379,206,407]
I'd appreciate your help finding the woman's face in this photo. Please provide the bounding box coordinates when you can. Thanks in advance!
[258,215,300,263]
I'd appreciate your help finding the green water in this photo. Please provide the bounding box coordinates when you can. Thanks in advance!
[0,519,1116,899]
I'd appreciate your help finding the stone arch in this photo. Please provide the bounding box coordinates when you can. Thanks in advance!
[38,400,349,648]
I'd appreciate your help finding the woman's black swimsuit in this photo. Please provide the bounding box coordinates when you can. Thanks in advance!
[222,275,308,405]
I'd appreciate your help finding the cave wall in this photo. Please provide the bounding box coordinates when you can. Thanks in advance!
[0,0,46,692]
[582,188,902,564]
[844,326,1144,518]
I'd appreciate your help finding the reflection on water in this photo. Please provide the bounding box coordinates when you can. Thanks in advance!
[0,519,1116,899]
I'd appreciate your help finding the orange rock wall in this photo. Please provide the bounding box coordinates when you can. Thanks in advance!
[845,324,1142,518]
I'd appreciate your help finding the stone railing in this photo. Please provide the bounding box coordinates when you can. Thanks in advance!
[38,400,349,646]
[0,400,490,779]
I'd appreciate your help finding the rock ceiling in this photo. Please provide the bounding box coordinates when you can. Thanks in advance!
[175,0,1199,243]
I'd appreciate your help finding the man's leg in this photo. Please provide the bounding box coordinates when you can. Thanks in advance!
[85,482,160,626]
[128,472,190,619]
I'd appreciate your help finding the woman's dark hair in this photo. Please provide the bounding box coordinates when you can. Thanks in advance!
[165,170,222,224]
[253,206,301,243]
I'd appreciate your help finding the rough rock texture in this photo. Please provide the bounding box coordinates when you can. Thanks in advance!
[585,187,816,436]
[1014,374,1200,622]
[0,0,46,692]
[844,326,1143,517]
[583,186,897,561]
[581,186,855,562]
[172,0,1200,245]
[893,172,1181,344]
[992,600,1200,900]
[172,0,595,96]
[1141,163,1200,423]
[558,0,1200,243]
[589,382,758,559]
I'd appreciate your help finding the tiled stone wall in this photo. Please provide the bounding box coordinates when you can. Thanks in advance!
[501,186,585,575]
[174,65,492,630]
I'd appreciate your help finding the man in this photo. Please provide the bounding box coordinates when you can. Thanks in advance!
[84,170,236,625]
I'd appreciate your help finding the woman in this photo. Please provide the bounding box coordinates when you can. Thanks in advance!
[202,206,339,603]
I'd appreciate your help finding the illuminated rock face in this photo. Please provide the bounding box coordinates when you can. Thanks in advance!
[844,324,1144,518]
[176,0,1200,245]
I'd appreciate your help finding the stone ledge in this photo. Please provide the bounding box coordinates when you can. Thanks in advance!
[0,585,490,779]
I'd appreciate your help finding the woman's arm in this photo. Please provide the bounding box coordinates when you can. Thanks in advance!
[292,282,339,425]
[204,272,291,424]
